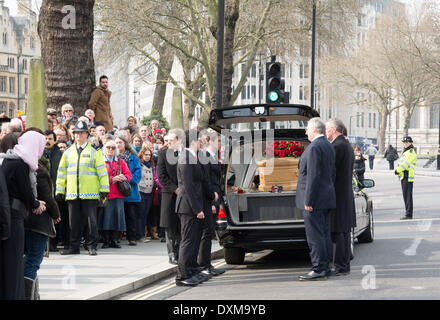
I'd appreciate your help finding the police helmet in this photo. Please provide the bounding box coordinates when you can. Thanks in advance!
[402,136,413,143]
[72,120,89,133]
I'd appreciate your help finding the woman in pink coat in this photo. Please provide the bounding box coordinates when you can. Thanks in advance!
[100,140,131,248]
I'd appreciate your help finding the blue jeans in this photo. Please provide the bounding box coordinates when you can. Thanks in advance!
[136,192,153,239]
[368,156,374,170]
[24,231,48,280]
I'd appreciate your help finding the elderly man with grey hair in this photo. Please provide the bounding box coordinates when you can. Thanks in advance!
[296,117,336,281]
[325,118,355,276]
[9,118,23,136]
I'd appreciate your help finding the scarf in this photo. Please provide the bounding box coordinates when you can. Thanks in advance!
[132,145,141,154]
[0,150,37,197]
[119,150,131,164]
[143,161,152,168]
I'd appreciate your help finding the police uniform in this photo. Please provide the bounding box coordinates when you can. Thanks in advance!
[55,120,110,255]
[395,136,417,220]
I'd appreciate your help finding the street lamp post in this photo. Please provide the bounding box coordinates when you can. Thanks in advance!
[310,0,317,109]
[133,88,139,117]
[258,52,264,104]
[437,105,440,170]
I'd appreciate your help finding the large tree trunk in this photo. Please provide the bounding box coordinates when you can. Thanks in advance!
[151,45,174,114]
[183,79,195,131]
[378,109,388,154]
[38,0,95,116]
[223,0,240,106]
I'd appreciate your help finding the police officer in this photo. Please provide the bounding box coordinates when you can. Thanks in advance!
[395,136,417,220]
[56,120,110,255]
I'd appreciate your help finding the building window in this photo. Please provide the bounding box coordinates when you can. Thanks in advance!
[22,59,27,71]
[9,102,15,118]
[361,112,365,128]
[299,86,304,100]
[30,37,35,49]
[0,76,6,92]
[0,101,6,113]
[409,107,420,129]
[251,85,256,99]
[9,77,14,93]
[241,86,246,100]
[373,113,376,128]
[24,78,28,94]
[368,113,372,128]
[250,64,256,78]
[299,64,310,79]
[2,33,7,45]
[8,57,14,69]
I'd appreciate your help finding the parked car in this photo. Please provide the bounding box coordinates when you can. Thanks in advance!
[208,104,375,265]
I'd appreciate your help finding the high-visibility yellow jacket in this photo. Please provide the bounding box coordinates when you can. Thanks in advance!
[56,142,110,200]
[396,146,417,182]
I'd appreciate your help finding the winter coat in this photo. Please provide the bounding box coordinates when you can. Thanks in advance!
[384,146,398,162]
[0,168,10,239]
[24,158,61,238]
[330,135,355,233]
[88,86,114,131]
[354,158,366,182]
[105,158,132,199]
[123,153,142,203]
[43,144,63,186]
[138,162,154,194]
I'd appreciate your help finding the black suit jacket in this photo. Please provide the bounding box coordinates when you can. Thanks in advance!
[176,149,204,216]
[296,135,336,210]
[157,147,179,194]
[199,150,222,206]
[331,135,355,232]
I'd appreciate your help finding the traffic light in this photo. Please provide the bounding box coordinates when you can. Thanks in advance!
[265,59,288,104]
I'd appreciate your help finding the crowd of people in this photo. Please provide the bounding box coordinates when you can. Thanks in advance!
[0,75,225,299]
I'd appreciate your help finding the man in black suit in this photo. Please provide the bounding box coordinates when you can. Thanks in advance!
[175,130,210,287]
[296,118,336,281]
[325,119,354,276]
[157,129,184,265]
[197,131,224,276]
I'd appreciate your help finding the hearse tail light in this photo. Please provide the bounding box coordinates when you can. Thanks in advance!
[218,208,226,219]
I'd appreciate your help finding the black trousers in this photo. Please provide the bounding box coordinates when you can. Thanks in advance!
[68,199,99,251]
[197,210,215,269]
[331,231,351,272]
[388,161,394,170]
[58,199,70,249]
[124,202,138,241]
[303,209,332,273]
[166,222,181,260]
[401,178,413,218]
[176,213,201,280]
[0,209,24,300]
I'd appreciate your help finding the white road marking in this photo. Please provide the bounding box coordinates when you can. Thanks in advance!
[375,218,440,224]
[130,260,227,300]
[417,219,432,231]
[412,286,424,290]
[404,238,422,256]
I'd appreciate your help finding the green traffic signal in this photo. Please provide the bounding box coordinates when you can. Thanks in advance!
[268,91,279,102]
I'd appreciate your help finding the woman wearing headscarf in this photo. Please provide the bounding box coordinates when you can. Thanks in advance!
[0,130,46,300]
[23,155,61,299]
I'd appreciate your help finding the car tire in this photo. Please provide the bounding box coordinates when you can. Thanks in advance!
[358,205,374,243]
[350,229,354,260]
[224,247,245,265]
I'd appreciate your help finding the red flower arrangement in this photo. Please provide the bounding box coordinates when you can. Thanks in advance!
[265,140,305,158]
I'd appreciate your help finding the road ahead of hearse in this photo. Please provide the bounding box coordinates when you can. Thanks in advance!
[117,171,440,300]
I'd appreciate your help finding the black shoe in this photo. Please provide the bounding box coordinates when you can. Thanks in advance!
[329,268,350,276]
[204,266,225,276]
[109,241,121,249]
[128,240,137,246]
[299,270,328,281]
[160,237,166,243]
[197,271,212,282]
[169,257,178,265]
[175,277,199,287]
[101,243,109,249]
[88,248,97,256]
[401,216,412,220]
[49,245,59,252]
[60,249,80,255]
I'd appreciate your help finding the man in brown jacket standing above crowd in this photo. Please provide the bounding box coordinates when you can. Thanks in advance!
[88,75,114,131]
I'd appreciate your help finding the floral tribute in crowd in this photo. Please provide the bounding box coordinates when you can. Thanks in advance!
[265,140,305,158]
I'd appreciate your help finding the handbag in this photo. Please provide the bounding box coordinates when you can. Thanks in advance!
[152,186,160,206]
[114,158,131,197]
